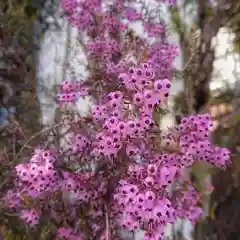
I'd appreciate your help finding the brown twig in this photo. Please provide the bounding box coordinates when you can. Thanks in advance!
[105,203,110,240]
[14,121,65,160]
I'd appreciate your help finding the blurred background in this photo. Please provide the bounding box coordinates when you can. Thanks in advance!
[0,0,240,239]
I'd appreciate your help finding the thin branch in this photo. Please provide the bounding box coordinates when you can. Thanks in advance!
[105,203,110,240]
[14,121,65,160]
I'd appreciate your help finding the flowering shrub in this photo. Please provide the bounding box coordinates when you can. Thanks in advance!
[4,0,231,239]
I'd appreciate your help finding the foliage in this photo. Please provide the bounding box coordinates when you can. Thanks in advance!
[0,0,232,240]
[0,1,61,238]
[171,1,240,238]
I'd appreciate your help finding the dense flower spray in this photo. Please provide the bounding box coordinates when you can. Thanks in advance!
[5,0,230,239]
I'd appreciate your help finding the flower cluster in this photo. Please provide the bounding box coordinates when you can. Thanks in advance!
[144,21,165,38]
[57,227,84,240]
[4,0,231,239]
[57,80,88,105]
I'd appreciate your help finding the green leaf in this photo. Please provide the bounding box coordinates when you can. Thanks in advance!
[24,5,38,19]
[233,40,240,53]
[231,114,240,125]
[206,6,213,17]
